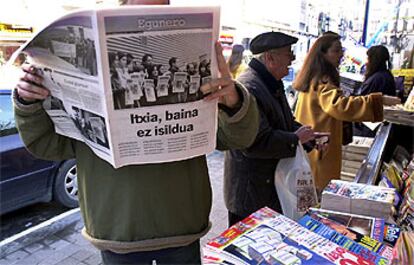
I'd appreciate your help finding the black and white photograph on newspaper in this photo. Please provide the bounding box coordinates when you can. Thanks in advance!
[99,6,219,167]
[12,6,219,167]
[105,12,213,110]
[189,75,201,95]
[71,106,110,150]
[24,16,98,76]
[143,79,157,103]
[43,95,66,111]
[156,76,170,97]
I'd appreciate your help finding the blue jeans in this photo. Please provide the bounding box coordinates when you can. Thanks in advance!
[101,240,201,265]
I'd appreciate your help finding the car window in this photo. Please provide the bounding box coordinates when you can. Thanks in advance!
[0,91,17,136]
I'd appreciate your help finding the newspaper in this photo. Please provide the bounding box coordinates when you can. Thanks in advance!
[17,6,221,168]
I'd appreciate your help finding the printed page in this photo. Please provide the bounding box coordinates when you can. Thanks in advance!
[21,11,114,163]
[97,6,220,167]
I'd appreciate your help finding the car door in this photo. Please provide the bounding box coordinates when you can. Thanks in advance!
[0,90,56,214]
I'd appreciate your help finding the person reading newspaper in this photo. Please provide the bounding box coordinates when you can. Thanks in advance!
[13,1,259,264]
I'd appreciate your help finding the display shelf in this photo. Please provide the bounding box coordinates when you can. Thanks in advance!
[354,122,414,185]
[354,122,391,184]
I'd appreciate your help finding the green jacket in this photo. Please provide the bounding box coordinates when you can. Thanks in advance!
[13,83,258,253]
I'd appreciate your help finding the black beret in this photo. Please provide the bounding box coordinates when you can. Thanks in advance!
[250,32,298,54]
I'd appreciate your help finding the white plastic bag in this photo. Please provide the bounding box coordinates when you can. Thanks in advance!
[274,143,318,220]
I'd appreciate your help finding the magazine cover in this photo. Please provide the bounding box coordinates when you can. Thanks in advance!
[205,207,374,265]
[298,214,391,264]
[17,5,221,168]
[308,208,385,241]
[383,223,401,247]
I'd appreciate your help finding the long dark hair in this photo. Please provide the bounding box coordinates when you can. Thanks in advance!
[293,35,341,92]
[227,44,244,73]
[364,45,392,80]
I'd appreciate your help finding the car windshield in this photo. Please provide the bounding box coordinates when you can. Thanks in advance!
[0,91,16,136]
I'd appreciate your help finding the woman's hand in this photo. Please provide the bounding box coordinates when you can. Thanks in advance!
[15,64,49,102]
[382,95,401,106]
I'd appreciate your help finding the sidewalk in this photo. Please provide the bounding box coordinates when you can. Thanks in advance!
[0,151,228,265]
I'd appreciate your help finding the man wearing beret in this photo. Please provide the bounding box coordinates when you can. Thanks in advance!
[224,31,317,226]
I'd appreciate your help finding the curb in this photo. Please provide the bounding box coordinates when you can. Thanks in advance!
[0,208,81,258]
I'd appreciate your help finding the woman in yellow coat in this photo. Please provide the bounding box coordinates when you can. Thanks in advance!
[227,44,248,79]
[293,34,400,192]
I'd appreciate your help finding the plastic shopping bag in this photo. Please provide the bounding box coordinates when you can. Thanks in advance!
[274,143,318,220]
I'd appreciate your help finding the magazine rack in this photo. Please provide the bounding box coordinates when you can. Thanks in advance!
[355,122,414,185]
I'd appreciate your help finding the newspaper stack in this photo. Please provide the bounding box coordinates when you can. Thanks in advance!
[321,180,395,219]
[341,136,374,181]
[204,207,378,265]
[403,86,414,111]
[383,105,414,127]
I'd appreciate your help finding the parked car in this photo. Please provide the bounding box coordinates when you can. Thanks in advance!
[0,88,78,215]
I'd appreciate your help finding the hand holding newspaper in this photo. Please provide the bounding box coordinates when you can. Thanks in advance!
[14,5,224,168]
[200,42,240,109]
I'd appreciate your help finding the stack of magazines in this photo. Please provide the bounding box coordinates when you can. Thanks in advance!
[297,214,392,264]
[403,86,414,111]
[383,105,414,127]
[320,180,395,219]
[203,207,393,265]
[392,231,414,265]
[341,136,374,181]
[307,208,402,247]
[395,164,414,232]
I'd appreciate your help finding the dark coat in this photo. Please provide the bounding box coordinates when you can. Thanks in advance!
[359,70,396,96]
[224,58,301,218]
[354,70,396,137]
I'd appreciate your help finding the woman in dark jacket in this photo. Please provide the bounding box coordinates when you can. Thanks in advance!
[359,45,396,96]
[354,45,397,136]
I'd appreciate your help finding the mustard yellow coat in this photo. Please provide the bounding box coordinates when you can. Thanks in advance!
[294,81,384,192]
[231,63,248,79]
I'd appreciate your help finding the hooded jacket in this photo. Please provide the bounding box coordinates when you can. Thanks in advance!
[13,83,259,253]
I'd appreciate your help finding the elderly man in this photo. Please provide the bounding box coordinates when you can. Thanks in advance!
[224,32,317,226]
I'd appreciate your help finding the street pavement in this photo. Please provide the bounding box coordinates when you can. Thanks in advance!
[0,151,228,265]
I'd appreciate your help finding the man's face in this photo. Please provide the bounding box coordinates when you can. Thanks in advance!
[266,45,295,80]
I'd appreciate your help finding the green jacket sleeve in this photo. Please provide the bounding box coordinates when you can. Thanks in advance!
[216,81,259,150]
[13,90,76,161]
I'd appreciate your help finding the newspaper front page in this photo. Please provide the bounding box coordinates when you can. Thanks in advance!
[20,6,220,168]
